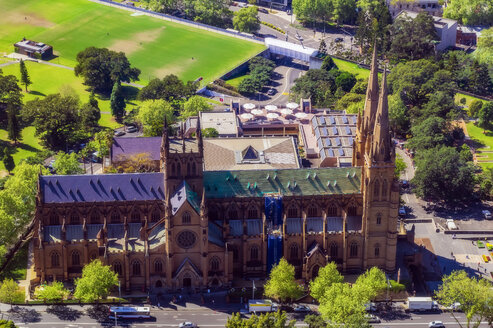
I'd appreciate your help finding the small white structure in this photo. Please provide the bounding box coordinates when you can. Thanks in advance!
[243,103,256,110]
[265,38,317,63]
[251,109,263,116]
[265,105,278,111]
[396,10,457,51]
[286,102,299,110]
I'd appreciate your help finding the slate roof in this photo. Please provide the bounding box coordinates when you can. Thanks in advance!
[347,216,362,232]
[306,217,324,233]
[208,221,224,247]
[111,137,162,162]
[66,225,83,241]
[286,218,302,234]
[44,226,61,243]
[149,222,166,249]
[327,217,343,232]
[87,224,103,240]
[170,181,201,215]
[229,220,243,236]
[39,173,165,203]
[246,219,262,235]
[203,167,361,198]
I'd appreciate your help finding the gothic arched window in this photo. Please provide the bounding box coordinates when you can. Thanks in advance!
[250,245,259,260]
[154,260,163,273]
[113,261,122,275]
[307,206,317,217]
[132,260,141,276]
[327,205,338,216]
[151,209,161,222]
[49,212,58,225]
[347,206,357,216]
[171,162,176,176]
[70,212,80,225]
[374,244,380,258]
[287,206,298,218]
[90,211,99,224]
[330,242,338,258]
[381,180,388,199]
[192,162,197,176]
[111,211,120,223]
[350,242,358,258]
[182,211,191,225]
[228,209,238,220]
[373,180,380,200]
[51,252,60,267]
[290,243,299,259]
[376,213,382,225]
[248,207,258,219]
[210,257,220,271]
[71,250,80,266]
[131,210,140,222]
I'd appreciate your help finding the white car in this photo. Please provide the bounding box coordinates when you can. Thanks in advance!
[399,207,406,216]
[179,322,197,328]
[238,2,248,7]
[429,321,445,328]
[364,314,381,323]
[482,210,492,220]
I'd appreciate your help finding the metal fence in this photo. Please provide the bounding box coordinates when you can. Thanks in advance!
[92,0,265,44]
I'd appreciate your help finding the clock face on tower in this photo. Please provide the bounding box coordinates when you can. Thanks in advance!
[177,230,197,249]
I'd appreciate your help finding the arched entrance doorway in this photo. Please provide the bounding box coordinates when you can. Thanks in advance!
[183,273,192,288]
[312,265,320,278]
[155,280,162,288]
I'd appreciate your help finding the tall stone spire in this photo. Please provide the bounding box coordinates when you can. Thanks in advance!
[371,67,392,163]
[196,113,203,156]
[363,44,380,136]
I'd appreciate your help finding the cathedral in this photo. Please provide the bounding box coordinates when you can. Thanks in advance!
[31,49,398,292]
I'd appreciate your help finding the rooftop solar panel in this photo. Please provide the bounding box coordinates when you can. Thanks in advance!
[342,116,348,124]
[330,116,336,124]
[328,149,334,157]
[345,126,351,135]
[338,148,344,156]
[333,127,338,135]
[335,137,341,146]
[351,116,357,124]
[321,127,328,136]
[324,138,331,147]
[319,116,325,124]
[315,128,320,138]
[311,117,318,127]
[318,139,323,150]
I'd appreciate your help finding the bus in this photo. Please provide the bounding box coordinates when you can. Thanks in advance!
[109,306,151,320]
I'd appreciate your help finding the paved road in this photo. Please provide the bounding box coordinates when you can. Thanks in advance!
[6,305,491,328]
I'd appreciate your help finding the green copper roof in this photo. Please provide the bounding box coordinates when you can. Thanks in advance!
[203,167,362,198]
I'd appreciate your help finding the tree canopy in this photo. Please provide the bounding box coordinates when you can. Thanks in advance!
[309,262,344,301]
[136,100,175,136]
[74,47,140,92]
[74,260,118,302]
[226,311,295,328]
[443,0,493,26]
[34,281,69,303]
[390,12,439,61]
[476,27,493,66]
[233,6,260,34]
[180,95,212,120]
[0,279,24,308]
[412,146,476,203]
[138,75,197,104]
[435,270,493,328]
[407,116,452,151]
[264,258,303,304]
[53,151,84,175]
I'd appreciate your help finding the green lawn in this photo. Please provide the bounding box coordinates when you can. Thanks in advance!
[332,57,370,80]
[225,74,247,88]
[455,93,483,108]
[0,0,265,85]
[466,121,493,169]
[0,243,28,281]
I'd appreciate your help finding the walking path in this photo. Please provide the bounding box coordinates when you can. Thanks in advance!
[17,241,34,301]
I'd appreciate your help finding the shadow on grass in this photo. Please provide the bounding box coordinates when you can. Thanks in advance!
[0,243,28,281]
[28,90,46,97]
[46,305,82,321]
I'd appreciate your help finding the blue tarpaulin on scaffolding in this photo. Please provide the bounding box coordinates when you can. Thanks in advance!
[267,235,283,273]
[264,196,283,226]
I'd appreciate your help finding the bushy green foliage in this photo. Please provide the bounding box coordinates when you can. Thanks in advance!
[138,75,197,103]
[110,82,126,119]
[74,260,118,302]
[202,128,219,138]
[226,311,295,328]
[309,262,344,301]
[136,100,175,136]
[180,96,212,120]
[0,279,24,307]
[53,151,84,175]
[443,0,493,26]
[233,6,260,33]
[264,258,303,303]
[34,281,69,303]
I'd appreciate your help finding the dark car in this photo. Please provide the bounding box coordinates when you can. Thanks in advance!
[127,126,138,133]
[114,130,126,137]
[335,37,344,42]
[258,8,268,13]
[267,88,276,95]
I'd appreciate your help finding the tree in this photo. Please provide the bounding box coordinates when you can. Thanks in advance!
[74,260,118,302]
[469,60,492,96]
[335,71,357,92]
[407,116,452,152]
[355,0,392,53]
[34,281,69,303]
[74,47,141,92]
[304,314,326,328]
[226,311,296,328]
[202,127,219,138]
[459,144,473,162]
[138,75,197,102]
[390,12,439,61]
[264,258,303,304]
[420,91,458,121]
[22,94,81,150]
[238,75,261,95]
[292,0,332,24]
[309,262,343,301]
[180,95,212,119]
[476,27,493,66]
[90,130,113,170]
[0,73,23,117]
[2,148,15,174]
[7,106,21,144]
[0,279,24,309]
[321,56,336,71]
[110,82,126,119]
[136,99,175,137]
[52,151,84,175]
[79,99,101,129]
[184,0,233,28]
[291,69,338,106]
[388,93,409,136]
[468,99,483,118]
[352,267,387,301]
[477,101,493,131]
[319,40,328,55]
[395,154,407,178]
[233,6,260,34]
[443,0,493,26]
[318,283,369,327]
[435,270,493,328]
[332,0,357,24]
[19,60,32,93]
[110,153,156,173]
[335,92,365,113]
[412,146,476,203]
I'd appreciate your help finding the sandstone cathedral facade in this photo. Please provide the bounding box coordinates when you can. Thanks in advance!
[31,49,398,292]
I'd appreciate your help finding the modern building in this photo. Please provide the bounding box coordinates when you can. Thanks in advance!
[14,38,53,60]
[395,11,457,51]
[387,0,442,18]
[185,112,241,138]
[31,48,398,292]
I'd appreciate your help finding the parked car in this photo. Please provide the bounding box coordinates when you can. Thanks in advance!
[267,88,276,95]
[401,180,409,188]
[428,321,445,328]
[399,207,406,217]
[127,126,138,133]
[114,130,125,137]
[335,37,344,42]
[482,210,492,220]
[293,305,311,313]
[238,2,248,7]
[258,7,268,13]
[364,314,381,323]
[179,322,198,328]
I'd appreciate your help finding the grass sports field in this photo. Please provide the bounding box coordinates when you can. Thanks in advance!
[466,121,493,170]
[0,0,265,84]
